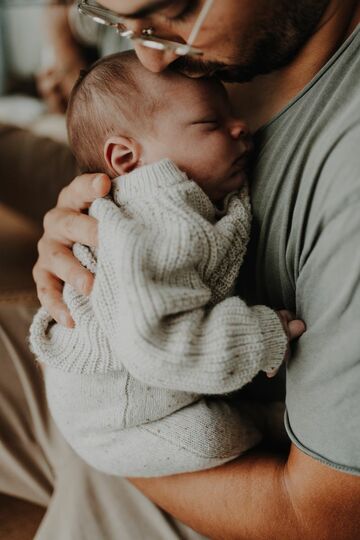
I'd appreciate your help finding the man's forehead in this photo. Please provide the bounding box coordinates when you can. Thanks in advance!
[98,0,173,19]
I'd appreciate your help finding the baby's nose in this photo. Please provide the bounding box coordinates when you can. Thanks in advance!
[229,120,249,140]
[230,121,253,154]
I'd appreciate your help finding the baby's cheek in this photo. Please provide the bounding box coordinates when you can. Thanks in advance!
[205,135,232,168]
[175,133,230,184]
[197,139,224,172]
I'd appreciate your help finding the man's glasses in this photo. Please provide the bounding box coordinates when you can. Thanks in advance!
[77,0,214,57]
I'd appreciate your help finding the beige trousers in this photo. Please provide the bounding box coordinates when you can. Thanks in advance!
[0,301,207,540]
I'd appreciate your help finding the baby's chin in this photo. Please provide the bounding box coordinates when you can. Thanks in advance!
[208,169,248,204]
[225,168,248,191]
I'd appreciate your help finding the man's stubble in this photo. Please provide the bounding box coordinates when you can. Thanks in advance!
[172,0,331,82]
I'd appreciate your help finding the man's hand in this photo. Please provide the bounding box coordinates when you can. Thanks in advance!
[33,173,111,327]
[266,310,306,377]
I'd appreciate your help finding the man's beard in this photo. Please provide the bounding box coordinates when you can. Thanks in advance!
[172,0,330,83]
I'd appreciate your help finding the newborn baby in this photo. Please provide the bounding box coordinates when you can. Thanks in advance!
[30,51,304,477]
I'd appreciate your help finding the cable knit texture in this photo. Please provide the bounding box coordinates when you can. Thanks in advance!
[30,159,287,476]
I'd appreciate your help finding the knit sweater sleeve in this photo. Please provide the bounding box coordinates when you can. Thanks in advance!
[89,160,287,394]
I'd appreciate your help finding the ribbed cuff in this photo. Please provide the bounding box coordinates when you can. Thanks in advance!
[251,305,288,373]
[111,159,189,202]
[29,299,115,375]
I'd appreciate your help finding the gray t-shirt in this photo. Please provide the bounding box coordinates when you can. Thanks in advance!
[238,24,360,474]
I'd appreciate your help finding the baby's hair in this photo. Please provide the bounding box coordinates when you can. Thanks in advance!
[67,50,157,175]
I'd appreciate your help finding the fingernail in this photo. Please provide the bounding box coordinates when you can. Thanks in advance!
[93,175,104,191]
[76,276,86,292]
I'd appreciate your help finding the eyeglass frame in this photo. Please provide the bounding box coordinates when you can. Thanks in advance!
[77,0,214,57]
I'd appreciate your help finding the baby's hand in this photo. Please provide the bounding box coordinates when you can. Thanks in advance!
[266,310,306,378]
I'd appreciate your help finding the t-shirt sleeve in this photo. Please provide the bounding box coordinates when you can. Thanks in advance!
[285,123,360,475]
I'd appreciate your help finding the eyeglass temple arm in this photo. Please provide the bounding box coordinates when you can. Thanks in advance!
[186,0,214,47]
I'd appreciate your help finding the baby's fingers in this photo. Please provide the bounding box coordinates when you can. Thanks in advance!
[288,319,306,341]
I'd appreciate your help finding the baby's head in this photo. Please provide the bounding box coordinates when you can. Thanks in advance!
[67,51,251,203]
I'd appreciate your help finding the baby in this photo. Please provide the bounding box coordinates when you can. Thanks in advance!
[30,51,304,477]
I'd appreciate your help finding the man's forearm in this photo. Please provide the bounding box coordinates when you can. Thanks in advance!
[130,444,360,540]
[131,449,296,540]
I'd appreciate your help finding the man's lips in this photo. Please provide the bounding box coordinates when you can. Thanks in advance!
[181,70,210,79]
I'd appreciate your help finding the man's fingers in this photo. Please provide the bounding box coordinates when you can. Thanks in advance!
[34,172,109,319]
[33,241,95,326]
[43,209,99,247]
[34,270,74,328]
[35,241,94,296]
[57,173,111,210]
[288,319,306,340]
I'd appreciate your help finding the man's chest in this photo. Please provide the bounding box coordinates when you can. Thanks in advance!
[237,118,334,311]
[235,36,359,310]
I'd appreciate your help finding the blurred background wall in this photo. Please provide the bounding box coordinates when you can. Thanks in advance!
[2,2,45,81]
[0,1,48,131]
[0,0,129,139]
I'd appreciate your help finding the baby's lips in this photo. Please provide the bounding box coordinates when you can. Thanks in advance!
[234,135,254,167]
[244,135,254,154]
[241,133,254,157]
[232,152,250,171]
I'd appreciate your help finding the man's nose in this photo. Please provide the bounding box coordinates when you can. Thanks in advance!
[134,43,178,72]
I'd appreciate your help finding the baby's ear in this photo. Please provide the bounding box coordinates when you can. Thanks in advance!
[104,136,142,176]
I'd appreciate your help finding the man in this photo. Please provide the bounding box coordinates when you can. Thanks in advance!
[2,1,359,538]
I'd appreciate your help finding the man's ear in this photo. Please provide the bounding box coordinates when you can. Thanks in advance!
[104,136,142,176]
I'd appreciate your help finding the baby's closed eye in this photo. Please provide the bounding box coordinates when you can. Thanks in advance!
[191,119,220,130]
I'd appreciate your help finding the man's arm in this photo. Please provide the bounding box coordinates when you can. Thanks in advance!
[130,444,360,540]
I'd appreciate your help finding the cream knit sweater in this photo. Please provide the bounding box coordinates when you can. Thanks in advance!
[30,159,287,477]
